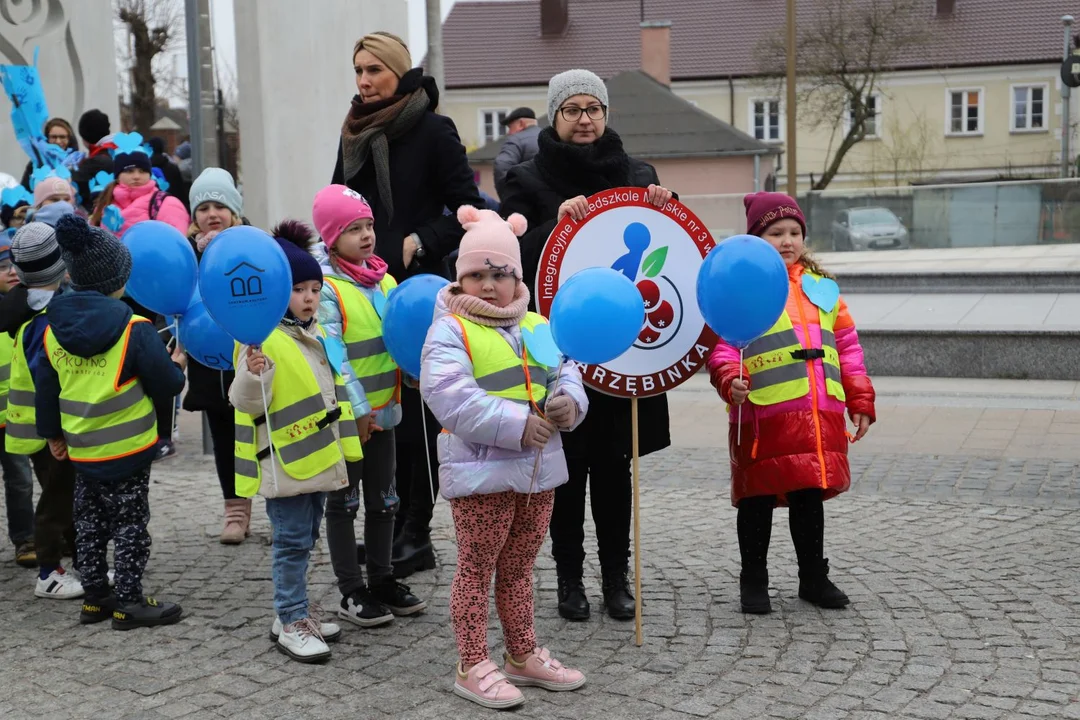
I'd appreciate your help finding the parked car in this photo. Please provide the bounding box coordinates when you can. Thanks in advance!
[830,207,910,251]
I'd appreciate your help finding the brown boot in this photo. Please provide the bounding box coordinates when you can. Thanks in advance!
[220,498,251,544]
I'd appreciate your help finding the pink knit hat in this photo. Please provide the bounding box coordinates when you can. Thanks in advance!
[33,175,75,208]
[312,184,373,248]
[454,206,527,281]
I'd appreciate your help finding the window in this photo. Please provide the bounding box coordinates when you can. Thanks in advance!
[750,99,781,142]
[1011,85,1047,132]
[846,94,881,138]
[947,89,983,136]
[479,109,509,144]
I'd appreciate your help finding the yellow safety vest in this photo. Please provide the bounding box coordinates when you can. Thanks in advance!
[233,327,363,498]
[451,312,550,414]
[324,274,401,410]
[5,313,47,455]
[44,317,159,463]
[744,271,846,406]
[0,330,12,427]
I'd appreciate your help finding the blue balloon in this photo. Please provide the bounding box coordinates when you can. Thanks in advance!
[550,268,645,365]
[382,274,450,378]
[121,220,197,316]
[696,234,789,348]
[178,300,234,371]
[198,226,291,346]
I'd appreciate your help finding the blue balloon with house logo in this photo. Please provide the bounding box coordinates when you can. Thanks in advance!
[198,225,291,346]
[178,294,235,371]
[122,220,198,316]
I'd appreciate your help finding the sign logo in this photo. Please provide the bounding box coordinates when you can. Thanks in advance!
[536,187,718,398]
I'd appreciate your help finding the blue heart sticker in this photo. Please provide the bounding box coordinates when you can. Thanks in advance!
[522,323,562,367]
[318,336,348,379]
[372,289,387,319]
[801,274,840,313]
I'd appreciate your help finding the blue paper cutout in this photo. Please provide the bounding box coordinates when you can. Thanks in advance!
[102,204,124,233]
[111,132,147,155]
[318,336,348,379]
[1,185,32,209]
[89,171,114,193]
[0,51,51,169]
[801,274,840,313]
[372,289,387,319]
[522,322,562,367]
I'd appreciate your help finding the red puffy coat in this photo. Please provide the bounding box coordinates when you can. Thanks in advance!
[707,263,876,507]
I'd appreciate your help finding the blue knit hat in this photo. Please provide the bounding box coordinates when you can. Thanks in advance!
[272,220,322,286]
[113,150,152,177]
[189,167,243,219]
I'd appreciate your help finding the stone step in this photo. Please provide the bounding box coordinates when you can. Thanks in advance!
[835,269,1080,294]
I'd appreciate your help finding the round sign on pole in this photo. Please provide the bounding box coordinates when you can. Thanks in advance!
[535,187,719,398]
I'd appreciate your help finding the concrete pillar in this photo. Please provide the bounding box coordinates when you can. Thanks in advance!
[0,1,120,174]
[233,0,409,230]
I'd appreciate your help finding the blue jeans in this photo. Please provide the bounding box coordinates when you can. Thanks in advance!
[265,492,326,625]
[0,429,34,545]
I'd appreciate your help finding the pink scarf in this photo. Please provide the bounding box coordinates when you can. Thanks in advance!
[332,252,388,288]
[443,282,530,328]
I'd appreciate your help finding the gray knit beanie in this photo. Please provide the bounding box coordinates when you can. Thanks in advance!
[547,69,609,122]
[54,214,131,296]
[189,167,243,220]
[11,222,66,287]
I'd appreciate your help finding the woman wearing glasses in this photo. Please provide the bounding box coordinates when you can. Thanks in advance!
[20,118,79,192]
[500,69,674,623]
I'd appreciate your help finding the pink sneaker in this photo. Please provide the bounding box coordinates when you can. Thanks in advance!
[503,647,586,691]
[453,659,525,709]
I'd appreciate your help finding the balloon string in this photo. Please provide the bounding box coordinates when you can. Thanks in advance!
[737,348,743,446]
[258,352,280,492]
[420,397,436,506]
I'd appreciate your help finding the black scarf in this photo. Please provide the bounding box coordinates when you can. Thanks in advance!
[534,126,633,199]
[280,310,316,330]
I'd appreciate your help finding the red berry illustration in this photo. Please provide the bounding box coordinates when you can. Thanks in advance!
[637,280,660,310]
[648,300,674,330]
[638,326,661,345]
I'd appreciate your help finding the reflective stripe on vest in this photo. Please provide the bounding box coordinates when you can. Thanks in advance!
[5,314,46,455]
[45,317,159,462]
[745,272,846,406]
[452,313,550,412]
[233,327,363,498]
[324,275,401,410]
[0,330,12,427]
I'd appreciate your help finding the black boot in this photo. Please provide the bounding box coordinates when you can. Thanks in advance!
[111,596,183,630]
[797,559,849,608]
[80,592,117,625]
[788,489,849,609]
[556,574,590,621]
[737,495,775,614]
[601,571,635,621]
[391,529,436,579]
[739,569,772,614]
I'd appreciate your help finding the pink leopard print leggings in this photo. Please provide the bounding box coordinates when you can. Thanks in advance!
[449,489,554,666]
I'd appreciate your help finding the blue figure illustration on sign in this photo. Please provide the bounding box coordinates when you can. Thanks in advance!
[608,220,682,350]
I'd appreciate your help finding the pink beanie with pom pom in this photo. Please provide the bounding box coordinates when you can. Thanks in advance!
[454,206,527,281]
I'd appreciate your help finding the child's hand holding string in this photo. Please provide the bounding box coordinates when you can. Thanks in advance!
[850,414,871,442]
[247,346,267,375]
[544,395,577,429]
[729,378,750,405]
[522,415,556,449]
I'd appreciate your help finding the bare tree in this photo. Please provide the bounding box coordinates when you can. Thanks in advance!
[116,0,183,135]
[756,0,929,191]
[875,109,934,186]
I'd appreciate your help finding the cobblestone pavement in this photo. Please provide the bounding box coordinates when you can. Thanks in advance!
[0,397,1078,719]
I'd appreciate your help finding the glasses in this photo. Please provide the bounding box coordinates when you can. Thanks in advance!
[47,134,68,143]
[0,262,12,273]
[558,104,607,122]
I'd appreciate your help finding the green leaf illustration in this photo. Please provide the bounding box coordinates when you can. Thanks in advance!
[641,246,669,278]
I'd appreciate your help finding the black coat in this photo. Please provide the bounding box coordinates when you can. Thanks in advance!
[71,150,114,213]
[331,83,484,281]
[500,127,670,458]
[151,153,190,212]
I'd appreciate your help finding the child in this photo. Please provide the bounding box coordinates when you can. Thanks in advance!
[229,221,363,664]
[184,168,248,543]
[707,192,877,615]
[420,206,588,710]
[88,147,188,237]
[5,221,81,599]
[35,214,187,628]
[31,175,76,212]
[0,236,35,567]
[313,185,425,628]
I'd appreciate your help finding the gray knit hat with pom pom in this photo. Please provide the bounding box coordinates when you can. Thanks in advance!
[54,214,131,296]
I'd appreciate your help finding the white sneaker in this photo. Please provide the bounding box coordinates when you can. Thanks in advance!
[35,568,85,599]
[270,616,341,643]
[275,618,331,663]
